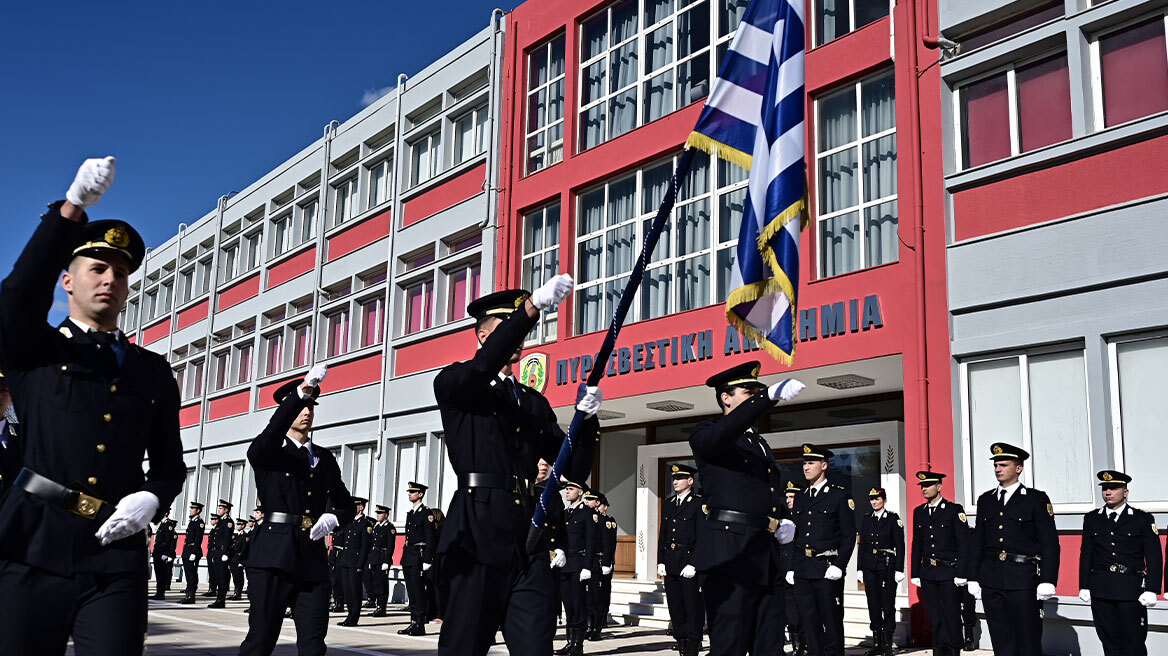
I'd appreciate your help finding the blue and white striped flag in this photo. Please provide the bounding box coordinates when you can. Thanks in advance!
[686,0,807,365]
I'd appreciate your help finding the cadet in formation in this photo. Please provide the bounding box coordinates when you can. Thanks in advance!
[181,502,206,603]
[535,458,568,635]
[590,493,616,640]
[337,496,374,626]
[557,480,597,655]
[966,443,1060,656]
[400,481,437,635]
[433,279,602,656]
[230,518,250,599]
[1079,470,1161,656]
[367,504,398,617]
[658,464,705,655]
[858,487,904,656]
[909,471,968,656]
[207,499,236,607]
[781,481,805,655]
[151,511,179,600]
[691,362,803,656]
[790,443,856,656]
[0,157,186,655]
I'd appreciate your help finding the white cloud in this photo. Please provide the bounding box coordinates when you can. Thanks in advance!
[360,86,394,108]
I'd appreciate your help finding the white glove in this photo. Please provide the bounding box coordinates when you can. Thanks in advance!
[95,490,160,546]
[576,386,603,417]
[423,562,432,572]
[858,570,865,583]
[551,549,567,569]
[381,563,389,571]
[1078,589,1091,603]
[531,273,573,310]
[1036,582,1056,601]
[774,519,795,544]
[785,571,794,585]
[304,363,328,389]
[308,513,339,541]
[1139,591,1157,608]
[221,554,229,562]
[657,563,666,578]
[66,156,116,209]
[579,568,592,581]
[824,565,843,581]
[911,578,921,587]
[894,571,906,583]
[188,554,196,562]
[954,577,967,586]
[967,581,982,599]
[768,379,805,403]
[601,565,612,575]
[161,555,170,562]
[680,565,696,579]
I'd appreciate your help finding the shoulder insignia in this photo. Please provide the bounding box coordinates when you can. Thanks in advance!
[897,519,904,528]
[701,504,708,515]
[592,514,598,523]
[367,526,373,533]
[391,525,398,533]
[427,514,434,522]
[847,499,855,510]
[1046,503,1054,517]
[1153,523,1159,534]
[59,325,73,338]
[958,513,968,524]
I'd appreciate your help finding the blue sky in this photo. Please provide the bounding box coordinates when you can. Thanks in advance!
[0,0,520,321]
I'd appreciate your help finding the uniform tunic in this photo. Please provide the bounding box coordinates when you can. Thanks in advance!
[152,518,178,595]
[1080,505,1162,656]
[561,501,598,632]
[183,516,206,597]
[911,499,968,651]
[337,514,373,622]
[402,504,437,624]
[791,481,856,656]
[367,520,398,610]
[858,510,904,638]
[230,529,251,595]
[659,491,705,641]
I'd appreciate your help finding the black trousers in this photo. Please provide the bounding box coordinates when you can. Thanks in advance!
[560,571,588,630]
[919,578,962,650]
[598,569,614,624]
[861,566,897,634]
[1092,597,1147,656]
[403,564,428,623]
[794,576,845,656]
[783,581,801,632]
[700,566,785,656]
[340,565,364,622]
[586,565,610,625]
[208,556,224,592]
[369,564,389,607]
[664,573,704,640]
[238,567,331,656]
[960,587,977,629]
[982,587,1042,656]
[0,559,147,656]
[213,557,231,602]
[183,555,200,595]
[152,555,173,594]
[231,562,246,594]
[330,560,344,606]
[437,550,555,656]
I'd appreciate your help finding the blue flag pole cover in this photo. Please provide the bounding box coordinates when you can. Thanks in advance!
[685,0,808,365]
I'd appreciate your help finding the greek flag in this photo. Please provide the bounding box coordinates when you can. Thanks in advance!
[686,0,806,365]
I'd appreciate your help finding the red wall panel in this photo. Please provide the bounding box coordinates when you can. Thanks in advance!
[255,375,303,411]
[394,330,474,377]
[174,299,209,331]
[179,403,201,428]
[266,247,316,290]
[401,163,486,227]
[207,389,251,421]
[217,274,260,311]
[327,209,391,262]
[142,319,170,346]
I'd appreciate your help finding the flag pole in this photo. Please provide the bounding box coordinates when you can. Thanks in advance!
[526,148,697,554]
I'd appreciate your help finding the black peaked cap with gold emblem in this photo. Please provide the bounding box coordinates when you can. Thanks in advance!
[406,481,428,493]
[989,442,1029,462]
[1097,470,1132,486]
[868,487,887,498]
[784,480,805,493]
[705,360,767,390]
[670,463,697,478]
[71,219,146,273]
[915,471,946,486]
[375,505,390,514]
[467,289,531,322]
[273,379,319,405]
[800,443,834,461]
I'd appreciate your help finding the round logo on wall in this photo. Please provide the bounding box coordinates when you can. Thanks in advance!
[520,353,548,393]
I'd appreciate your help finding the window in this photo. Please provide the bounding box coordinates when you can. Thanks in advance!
[1093,16,1168,130]
[816,0,890,46]
[409,131,441,187]
[1109,334,1168,503]
[961,348,1092,506]
[522,203,562,343]
[226,461,246,515]
[291,323,311,368]
[264,333,284,376]
[158,281,174,316]
[527,35,567,173]
[332,178,358,227]
[957,51,1072,169]
[816,70,898,277]
[186,359,204,400]
[453,104,488,165]
[448,232,482,254]
[359,296,385,348]
[446,262,482,322]
[348,444,376,508]
[575,150,747,334]
[174,366,185,395]
[300,199,318,243]
[178,269,194,305]
[177,468,195,528]
[402,249,436,273]
[958,1,1063,52]
[244,231,262,271]
[273,214,294,257]
[393,438,429,523]
[202,464,222,506]
[324,308,350,358]
[403,280,434,334]
[579,0,724,151]
[235,342,253,385]
[211,350,229,392]
[195,258,212,296]
[368,158,393,208]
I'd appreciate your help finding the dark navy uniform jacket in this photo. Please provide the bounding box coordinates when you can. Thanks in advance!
[910,499,968,581]
[970,484,1060,590]
[230,530,251,564]
[1080,505,1162,600]
[690,393,790,580]
[0,204,186,576]
[433,305,597,568]
[858,511,905,572]
[153,519,178,558]
[791,482,857,579]
[337,515,374,569]
[600,513,617,570]
[402,504,437,567]
[208,517,233,559]
[562,502,598,573]
[533,482,566,556]
[245,391,356,583]
[658,492,703,575]
[184,517,206,558]
[368,521,398,569]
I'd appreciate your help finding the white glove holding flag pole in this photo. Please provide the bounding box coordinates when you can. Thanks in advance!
[66,156,116,210]
[1139,591,1157,608]
[304,364,328,390]
[680,565,696,579]
[531,273,573,311]
[308,512,338,541]
[967,581,982,599]
[576,386,603,418]
[824,565,843,581]
[657,563,666,578]
[95,490,159,545]
[552,549,567,569]
[785,571,794,585]
[768,379,805,403]
[579,568,592,581]
[1078,589,1091,603]
[774,519,795,544]
[1036,582,1056,601]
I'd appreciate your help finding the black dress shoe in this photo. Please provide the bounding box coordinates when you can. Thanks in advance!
[370,609,387,617]
[207,601,226,609]
[398,622,426,636]
[330,604,345,613]
[230,593,243,600]
[201,590,216,597]
[363,600,376,608]
[338,618,358,627]
[178,596,195,605]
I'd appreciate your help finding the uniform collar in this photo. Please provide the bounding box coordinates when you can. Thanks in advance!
[1102,503,1128,516]
[809,479,829,494]
[927,497,945,509]
[676,491,691,503]
[69,316,123,339]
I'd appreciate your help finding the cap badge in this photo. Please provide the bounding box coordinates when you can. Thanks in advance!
[802,445,811,454]
[1102,472,1113,481]
[515,293,530,308]
[105,226,130,248]
[751,365,760,378]
[671,465,679,473]
[917,472,927,480]
[992,445,1004,455]
[869,488,879,496]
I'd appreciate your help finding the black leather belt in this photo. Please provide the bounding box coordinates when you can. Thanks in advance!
[267,511,315,530]
[15,468,114,524]
[458,473,520,492]
[1095,564,1145,576]
[988,550,1039,564]
[668,542,693,551]
[871,548,896,556]
[803,547,839,559]
[708,509,780,532]
[926,557,957,568]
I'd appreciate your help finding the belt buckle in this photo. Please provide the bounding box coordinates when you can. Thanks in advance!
[929,558,937,566]
[767,517,780,532]
[998,551,1008,562]
[804,548,814,558]
[71,492,103,519]
[670,543,677,550]
[301,516,314,530]
[1108,564,1118,573]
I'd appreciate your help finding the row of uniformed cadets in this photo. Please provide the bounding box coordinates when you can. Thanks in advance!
[552,481,617,654]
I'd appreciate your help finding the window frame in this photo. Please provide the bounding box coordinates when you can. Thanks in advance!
[1088,11,1168,133]
[331,176,358,228]
[812,0,891,48]
[525,34,568,174]
[521,202,563,345]
[366,156,394,209]
[452,103,489,166]
[408,129,442,188]
[1106,330,1168,509]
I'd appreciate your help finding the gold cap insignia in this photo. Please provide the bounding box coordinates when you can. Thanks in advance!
[802,445,811,454]
[671,465,679,473]
[751,365,760,378]
[515,293,530,308]
[917,473,927,480]
[105,226,130,248]
[992,445,1004,455]
[847,499,855,510]
[869,488,880,496]
[1102,472,1113,481]
[786,481,796,490]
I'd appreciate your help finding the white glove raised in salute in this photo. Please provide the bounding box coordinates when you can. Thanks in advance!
[304,363,328,390]
[95,490,159,545]
[531,273,573,311]
[308,512,338,541]
[66,156,116,210]
[768,379,805,403]
[575,385,603,417]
